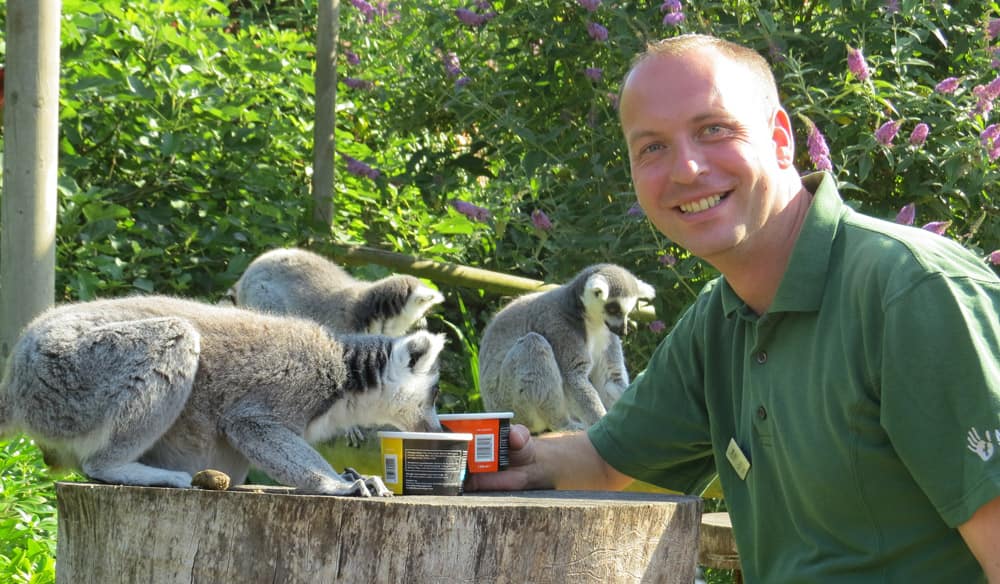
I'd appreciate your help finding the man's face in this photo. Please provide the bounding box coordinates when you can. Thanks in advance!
[620,48,793,265]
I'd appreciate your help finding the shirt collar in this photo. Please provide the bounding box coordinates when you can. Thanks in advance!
[721,172,845,317]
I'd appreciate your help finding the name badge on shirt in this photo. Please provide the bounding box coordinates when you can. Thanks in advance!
[726,438,751,480]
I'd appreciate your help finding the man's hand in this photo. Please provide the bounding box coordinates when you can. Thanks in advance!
[463,423,632,492]
[465,424,539,491]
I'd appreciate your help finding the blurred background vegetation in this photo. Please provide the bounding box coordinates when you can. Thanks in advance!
[3,0,1000,581]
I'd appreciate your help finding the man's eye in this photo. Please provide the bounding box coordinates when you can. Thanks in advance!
[641,143,665,154]
[703,125,728,137]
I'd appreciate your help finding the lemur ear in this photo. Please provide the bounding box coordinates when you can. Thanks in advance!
[636,279,656,300]
[414,284,445,306]
[585,274,610,301]
[395,331,446,374]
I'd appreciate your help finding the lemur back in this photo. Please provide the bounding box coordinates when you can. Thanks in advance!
[0,295,446,496]
[478,264,655,434]
[232,248,444,336]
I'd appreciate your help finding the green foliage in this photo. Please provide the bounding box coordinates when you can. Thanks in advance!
[56,0,319,300]
[0,437,61,584]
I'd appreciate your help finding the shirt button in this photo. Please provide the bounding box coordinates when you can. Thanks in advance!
[755,351,767,364]
[757,406,768,420]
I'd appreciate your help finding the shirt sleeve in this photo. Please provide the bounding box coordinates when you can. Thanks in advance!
[588,305,717,495]
[881,272,1000,527]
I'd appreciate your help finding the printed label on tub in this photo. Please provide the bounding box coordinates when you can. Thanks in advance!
[379,432,471,495]
[438,412,513,473]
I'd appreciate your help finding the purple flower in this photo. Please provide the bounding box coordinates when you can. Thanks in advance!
[985,76,1000,100]
[443,52,462,78]
[934,77,960,94]
[807,123,833,171]
[455,76,472,88]
[768,42,786,63]
[341,154,380,180]
[658,253,677,267]
[988,250,1000,266]
[980,124,1000,146]
[973,96,995,118]
[909,122,929,146]
[661,0,684,26]
[847,47,870,81]
[627,203,645,217]
[345,50,360,66]
[663,11,685,26]
[883,0,900,14]
[649,320,667,334]
[875,120,900,146]
[349,0,375,19]
[895,203,915,226]
[921,221,950,236]
[450,199,491,222]
[343,77,373,90]
[531,209,553,231]
[455,7,489,26]
[587,21,609,42]
[577,0,601,11]
[585,67,603,82]
[989,18,1000,41]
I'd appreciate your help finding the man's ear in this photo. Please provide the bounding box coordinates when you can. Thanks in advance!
[771,107,795,168]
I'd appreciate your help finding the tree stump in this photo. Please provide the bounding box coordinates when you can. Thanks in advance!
[56,482,702,584]
[699,512,742,579]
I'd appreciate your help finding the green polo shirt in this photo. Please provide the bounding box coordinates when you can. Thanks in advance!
[590,173,1000,583]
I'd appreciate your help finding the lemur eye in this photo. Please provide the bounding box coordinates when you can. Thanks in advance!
[604,303,622,316]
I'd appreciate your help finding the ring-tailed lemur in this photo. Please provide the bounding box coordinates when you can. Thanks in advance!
[231,247,444,337]
[230,248,445,446]
[0,295,446,497]
[478,264,655,434]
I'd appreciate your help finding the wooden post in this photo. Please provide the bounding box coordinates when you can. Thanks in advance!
[311,0,340,227]
[0,0,61,360]
[56,482,702,584]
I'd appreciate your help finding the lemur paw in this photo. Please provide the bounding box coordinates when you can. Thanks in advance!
[340,468,392,497]
[344,426,367,448]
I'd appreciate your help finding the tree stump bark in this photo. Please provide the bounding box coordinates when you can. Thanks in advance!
[56,482,702,584]
[699,512,742,574]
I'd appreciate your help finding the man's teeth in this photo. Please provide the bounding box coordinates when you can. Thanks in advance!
[680,194,723,214]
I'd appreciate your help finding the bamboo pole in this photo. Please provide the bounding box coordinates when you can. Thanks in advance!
[1,0,61,360]
[327,243,657,321]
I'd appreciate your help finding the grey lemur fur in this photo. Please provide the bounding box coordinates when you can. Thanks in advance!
[229,247,445,446]
[0,295,446,497]
[478,264,655,434]
[230,247,444,337]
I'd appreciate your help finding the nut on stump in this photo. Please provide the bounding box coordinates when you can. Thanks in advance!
[191,469,231,491]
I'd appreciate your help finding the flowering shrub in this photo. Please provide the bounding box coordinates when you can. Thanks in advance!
[335,1,1000,346]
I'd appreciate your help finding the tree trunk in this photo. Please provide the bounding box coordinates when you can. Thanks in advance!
[311,0,340,227]
[0,0,61,360]
[56,482,701,584]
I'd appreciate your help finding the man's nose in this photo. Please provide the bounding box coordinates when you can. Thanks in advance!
[670,143,706,184]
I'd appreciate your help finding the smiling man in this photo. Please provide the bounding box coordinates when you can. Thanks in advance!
[466,34,1000,582]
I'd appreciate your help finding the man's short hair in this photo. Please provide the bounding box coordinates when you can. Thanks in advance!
[623,34,780,114]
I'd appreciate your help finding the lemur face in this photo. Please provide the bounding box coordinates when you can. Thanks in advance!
[583,273,640,336]
[602,298,639,336]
